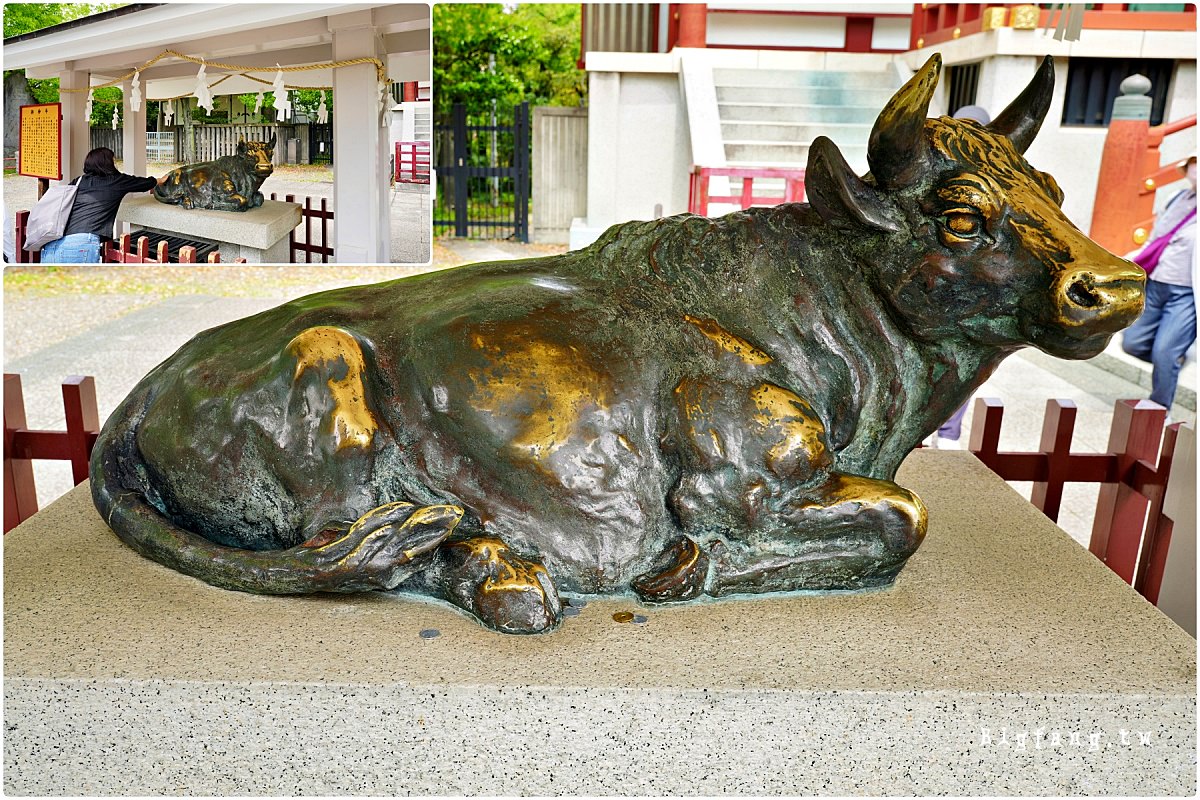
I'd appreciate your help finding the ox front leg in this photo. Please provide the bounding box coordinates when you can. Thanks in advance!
[662,378,927,600]
[705,473,927,596]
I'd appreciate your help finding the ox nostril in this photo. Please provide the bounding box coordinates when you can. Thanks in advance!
[1066,276,1101,309]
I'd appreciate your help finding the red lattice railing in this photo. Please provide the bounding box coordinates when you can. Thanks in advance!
[688,166,806,217]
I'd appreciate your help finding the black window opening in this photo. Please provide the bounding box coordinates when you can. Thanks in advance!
[947,63,981,117]
[1061,57,1175,127]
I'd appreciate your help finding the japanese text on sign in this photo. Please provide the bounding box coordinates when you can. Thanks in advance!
[19,104,62,181]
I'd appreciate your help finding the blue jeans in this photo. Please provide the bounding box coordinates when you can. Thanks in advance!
[1121,280,1197,409]
[40,233,102,263]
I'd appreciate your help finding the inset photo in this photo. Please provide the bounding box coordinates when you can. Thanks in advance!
[4,2,431,264]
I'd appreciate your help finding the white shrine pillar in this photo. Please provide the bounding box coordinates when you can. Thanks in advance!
[330,10,390,263]
[58,68,91,183]
[118,74,149,237]
[122,74,147,178]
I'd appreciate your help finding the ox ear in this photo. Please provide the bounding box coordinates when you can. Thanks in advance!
[806,136,901,233]
[987,55,1054,154]
[267,133,277,150]
[237,139,247,155]
[868,53,940,189]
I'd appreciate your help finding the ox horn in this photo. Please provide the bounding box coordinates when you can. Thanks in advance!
[988,55,1054,154]
[868,53,941,188]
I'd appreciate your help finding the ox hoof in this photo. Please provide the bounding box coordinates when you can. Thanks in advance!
[300,502,463,592]
[435,538,562,634]
[631,536,709,603]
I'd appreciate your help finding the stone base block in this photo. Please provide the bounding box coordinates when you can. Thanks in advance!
[4,452,1196,795]
[117,195,301,264]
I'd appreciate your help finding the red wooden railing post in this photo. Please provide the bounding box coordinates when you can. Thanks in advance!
[1031,399,1078,521]
[1089,399,1166,583]
[676,4,707,48]
[61,376,100,485]
[967,396,1005,461]
[3,374,38,532]
[1136,422,1181,603]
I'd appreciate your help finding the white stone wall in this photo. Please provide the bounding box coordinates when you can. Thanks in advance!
[574,69,691,246]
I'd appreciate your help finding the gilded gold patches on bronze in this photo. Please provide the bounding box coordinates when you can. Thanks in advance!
[468,327,611,463]
[288,326,379,450]
[683,314,773,365]
[94,54,1144,634]
[750,384,829,476]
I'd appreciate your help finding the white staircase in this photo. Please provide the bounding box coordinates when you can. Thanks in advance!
[713,67,900,176]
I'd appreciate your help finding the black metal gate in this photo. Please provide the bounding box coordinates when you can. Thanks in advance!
[434,102,530,242]
[309,122,333,165]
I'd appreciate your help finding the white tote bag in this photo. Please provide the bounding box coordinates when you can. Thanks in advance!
[23,177,83,252]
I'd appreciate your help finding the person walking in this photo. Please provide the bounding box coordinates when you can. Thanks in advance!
[39,147,164,263]
[1122,154,1197,411]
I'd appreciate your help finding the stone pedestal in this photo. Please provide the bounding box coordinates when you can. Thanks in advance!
[116,195,302,263]
[3,451,1195,795]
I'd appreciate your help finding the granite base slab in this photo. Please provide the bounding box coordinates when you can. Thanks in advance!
[4,451,1195,795]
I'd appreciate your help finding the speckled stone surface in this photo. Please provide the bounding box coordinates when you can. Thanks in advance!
[4,451,1195,795]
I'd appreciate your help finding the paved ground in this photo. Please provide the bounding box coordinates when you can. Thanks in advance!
[3,162,430,264]
[4,243,1194,552]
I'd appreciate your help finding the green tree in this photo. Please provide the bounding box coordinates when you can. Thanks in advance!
[433,3,585,119]
[5,3,128,125]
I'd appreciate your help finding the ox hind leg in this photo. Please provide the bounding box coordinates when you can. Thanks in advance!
[650,378,927,601]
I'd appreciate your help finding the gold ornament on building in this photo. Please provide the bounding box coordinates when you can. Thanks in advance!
[917,37,925,48]
[1011,5,1040,30]
[952,27,962,39]
[1133,227,1150,245]
[1144,178,1157,191]
[982,7,1009,31]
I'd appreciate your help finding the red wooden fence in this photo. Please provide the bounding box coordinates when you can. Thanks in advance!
[968,396,1186,602]
[688,166,806,217]
[394,141,431,185]
[270,193,335,263]
[3,374,100,533]
[103,234,227,264]
[13,211,40,263]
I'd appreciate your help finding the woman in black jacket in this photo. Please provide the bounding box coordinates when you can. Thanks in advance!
[40,147,163,263]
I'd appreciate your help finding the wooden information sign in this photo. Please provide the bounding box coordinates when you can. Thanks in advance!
[19,103,62,181]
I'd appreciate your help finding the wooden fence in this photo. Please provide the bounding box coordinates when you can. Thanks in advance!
[3,375,98,532]
[269,193,334,263]
[4,378,1194,612]
[89,128,123,159]
[184,124,295,164]
[969,396,1190,602]
[394,141,431,184]
[688,166,807,217]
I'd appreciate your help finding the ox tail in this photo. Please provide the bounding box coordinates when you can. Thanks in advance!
[90,385,461,596]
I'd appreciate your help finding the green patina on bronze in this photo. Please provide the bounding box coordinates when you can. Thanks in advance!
[92,55,1145,634]
[153,136,276,212]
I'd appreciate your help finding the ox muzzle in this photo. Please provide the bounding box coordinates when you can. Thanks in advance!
[1052,256,1145,333]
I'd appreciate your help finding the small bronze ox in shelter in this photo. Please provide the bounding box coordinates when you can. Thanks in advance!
[94,56,1144,634]
[153,135,276,212]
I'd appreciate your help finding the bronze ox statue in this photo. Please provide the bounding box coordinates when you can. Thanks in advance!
[153,135,276,211]
[93,56,1144,634]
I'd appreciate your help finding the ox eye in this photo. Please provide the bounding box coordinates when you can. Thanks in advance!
[941,211,985,239]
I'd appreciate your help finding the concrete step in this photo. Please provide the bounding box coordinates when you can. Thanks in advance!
[722,121,872,146]
[718,102,879,125]
[716,85,895,106]
[713,68,897,90]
